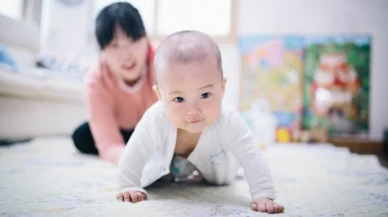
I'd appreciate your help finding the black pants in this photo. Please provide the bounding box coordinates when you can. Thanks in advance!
[72,122,134,155]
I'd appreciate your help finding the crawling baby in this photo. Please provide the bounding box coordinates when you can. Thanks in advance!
[116,30,284,214]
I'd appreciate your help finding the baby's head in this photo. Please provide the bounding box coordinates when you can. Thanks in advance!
[153,30,226,133]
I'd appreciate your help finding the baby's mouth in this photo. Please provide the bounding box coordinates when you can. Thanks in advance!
[188,119,203,124]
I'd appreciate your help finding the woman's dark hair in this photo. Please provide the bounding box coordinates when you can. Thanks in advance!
[95,2,146,50]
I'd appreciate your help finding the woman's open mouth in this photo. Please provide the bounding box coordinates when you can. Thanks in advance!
[123,63,136,71]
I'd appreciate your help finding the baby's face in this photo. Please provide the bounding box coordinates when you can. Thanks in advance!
[156,58,225,133]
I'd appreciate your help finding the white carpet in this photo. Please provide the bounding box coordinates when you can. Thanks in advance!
[1,137,388,217]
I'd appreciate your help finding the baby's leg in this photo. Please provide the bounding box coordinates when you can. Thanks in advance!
[205,151,240,185]
[171,154,204,182]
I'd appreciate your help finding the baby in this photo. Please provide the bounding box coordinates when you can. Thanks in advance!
[116,30,284,214]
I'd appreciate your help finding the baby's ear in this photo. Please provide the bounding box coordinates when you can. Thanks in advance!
[222,77,227,93]
[153,85,161,100]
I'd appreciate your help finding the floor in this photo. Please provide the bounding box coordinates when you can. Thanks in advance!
[1,137,388,217]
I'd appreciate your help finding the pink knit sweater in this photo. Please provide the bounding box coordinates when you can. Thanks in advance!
[84,45,157,164]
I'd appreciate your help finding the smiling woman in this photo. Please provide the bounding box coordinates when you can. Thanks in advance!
[71,2,157,165]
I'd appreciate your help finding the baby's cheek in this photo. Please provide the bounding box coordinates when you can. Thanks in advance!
[169,104,184,115]
[166,106,184,124]
[211,103,223,120]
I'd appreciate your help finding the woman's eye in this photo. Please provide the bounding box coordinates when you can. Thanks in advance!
[173,97,184,103]
[200,92,211,99]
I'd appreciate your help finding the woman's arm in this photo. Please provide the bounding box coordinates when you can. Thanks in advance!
[85,72,125,165]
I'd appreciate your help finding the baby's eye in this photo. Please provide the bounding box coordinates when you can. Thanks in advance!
[173,97,184,103]
[200,92,211,99]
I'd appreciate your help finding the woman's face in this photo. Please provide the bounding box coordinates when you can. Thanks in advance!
[102,25,148,83]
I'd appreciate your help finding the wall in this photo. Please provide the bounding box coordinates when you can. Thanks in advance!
[235,0,388,140]
[219,45,240,108]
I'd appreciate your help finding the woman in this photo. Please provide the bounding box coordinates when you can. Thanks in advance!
[72,2,157,165]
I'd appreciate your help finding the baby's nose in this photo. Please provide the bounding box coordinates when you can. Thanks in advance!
[187,108,201,116]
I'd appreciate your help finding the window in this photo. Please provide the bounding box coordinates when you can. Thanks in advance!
[92,0,236,44]
[156,0,233,37]
[93,0,156,34]
[0,0,25,20]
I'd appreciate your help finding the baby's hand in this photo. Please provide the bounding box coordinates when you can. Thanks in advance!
[252,198,284,214]
[116,190,147,203]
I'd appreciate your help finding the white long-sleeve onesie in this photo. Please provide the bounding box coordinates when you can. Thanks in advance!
[117,101,276,200]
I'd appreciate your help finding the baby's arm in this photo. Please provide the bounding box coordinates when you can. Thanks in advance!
[224,111,284,213]
[116,109,157,203]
